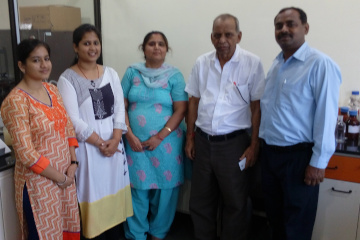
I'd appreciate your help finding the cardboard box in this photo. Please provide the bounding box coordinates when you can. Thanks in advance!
[19,5,81,31]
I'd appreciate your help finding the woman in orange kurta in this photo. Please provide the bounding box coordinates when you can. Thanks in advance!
[0,39,80,240]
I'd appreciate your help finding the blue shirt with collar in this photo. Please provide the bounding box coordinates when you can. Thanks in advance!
[259,42,342,169]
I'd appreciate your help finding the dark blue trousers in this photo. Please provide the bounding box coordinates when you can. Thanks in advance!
[260,141,319,240]
[23,183,40,240]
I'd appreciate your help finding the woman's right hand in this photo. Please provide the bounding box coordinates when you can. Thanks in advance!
[126,132,143,152]
[57,174,75,189]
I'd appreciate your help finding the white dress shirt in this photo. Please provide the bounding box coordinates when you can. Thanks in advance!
[185,45,265,135]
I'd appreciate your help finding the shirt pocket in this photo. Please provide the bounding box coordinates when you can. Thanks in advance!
[277,78,312,110]
[232,82,250,105]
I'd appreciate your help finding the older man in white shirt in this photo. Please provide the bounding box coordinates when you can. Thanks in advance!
[185,13,265,240]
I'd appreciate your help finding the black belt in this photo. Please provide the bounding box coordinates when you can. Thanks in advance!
[261,139,314,152]
[195,127,246,142]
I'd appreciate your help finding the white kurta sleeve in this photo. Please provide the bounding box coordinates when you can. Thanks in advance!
[109,68,127,133]
[58,74,94,141]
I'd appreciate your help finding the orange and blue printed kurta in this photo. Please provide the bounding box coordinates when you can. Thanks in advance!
[1,82,80,240]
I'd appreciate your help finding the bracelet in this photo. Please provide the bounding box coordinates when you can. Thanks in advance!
[94,135,100,145]
[71,160,79,166]
[187,132,195,139]
[164,126,172,133]
[156,133,164,141]
[57,174,67,186]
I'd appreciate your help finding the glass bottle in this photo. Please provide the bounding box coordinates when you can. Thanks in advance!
[335,115,345,144]
[349,91,360,118]
[346,110,360,147]
[340,106,349,124]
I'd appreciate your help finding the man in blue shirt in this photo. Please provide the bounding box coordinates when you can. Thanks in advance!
[259,7,341,240]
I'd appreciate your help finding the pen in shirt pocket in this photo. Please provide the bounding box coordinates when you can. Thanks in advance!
[282,79,287,88]
[233,82,248,104]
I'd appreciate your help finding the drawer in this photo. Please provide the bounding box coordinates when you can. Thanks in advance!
[325,155,360,183]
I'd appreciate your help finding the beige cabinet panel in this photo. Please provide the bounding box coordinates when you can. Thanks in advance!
[312,178,360,240]
[0,168,20,240]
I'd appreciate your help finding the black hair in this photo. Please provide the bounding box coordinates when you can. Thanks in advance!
[71,24,102,65]
[275,7,307,24]
[17,39,50,64]
[139,31,170,59]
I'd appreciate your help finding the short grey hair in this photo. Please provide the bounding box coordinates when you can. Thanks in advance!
[213,13,240,33]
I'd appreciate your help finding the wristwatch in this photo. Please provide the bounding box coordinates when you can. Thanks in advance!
[71,160,79,166]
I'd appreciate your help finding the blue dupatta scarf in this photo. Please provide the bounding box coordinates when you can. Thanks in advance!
[130,63,180,88]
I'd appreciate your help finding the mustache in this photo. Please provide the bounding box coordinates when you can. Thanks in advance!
[278,33,292,39]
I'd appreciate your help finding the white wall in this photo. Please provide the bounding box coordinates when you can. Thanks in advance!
[0,0,10,29]
[101,0,360,106]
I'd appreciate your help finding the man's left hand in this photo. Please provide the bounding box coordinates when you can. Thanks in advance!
[304,165,325,186]
[239,143,259,170]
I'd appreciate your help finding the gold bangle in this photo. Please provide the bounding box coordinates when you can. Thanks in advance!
[164,127,172,133]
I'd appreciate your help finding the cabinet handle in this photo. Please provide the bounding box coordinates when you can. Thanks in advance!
[331,187,352,194]
[326,166,338,170]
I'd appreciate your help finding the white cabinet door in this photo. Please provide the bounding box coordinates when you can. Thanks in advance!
[0,168,21,240]
[312,179,360,240]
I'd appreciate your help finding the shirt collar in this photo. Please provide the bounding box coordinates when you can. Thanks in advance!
[276,42,309,62]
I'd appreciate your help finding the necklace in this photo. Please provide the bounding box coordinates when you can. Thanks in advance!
[77,63,99,80]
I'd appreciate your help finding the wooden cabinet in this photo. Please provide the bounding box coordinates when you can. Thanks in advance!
[312,154,360,240]
[325,154,360,183]
[0,168,20,240]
